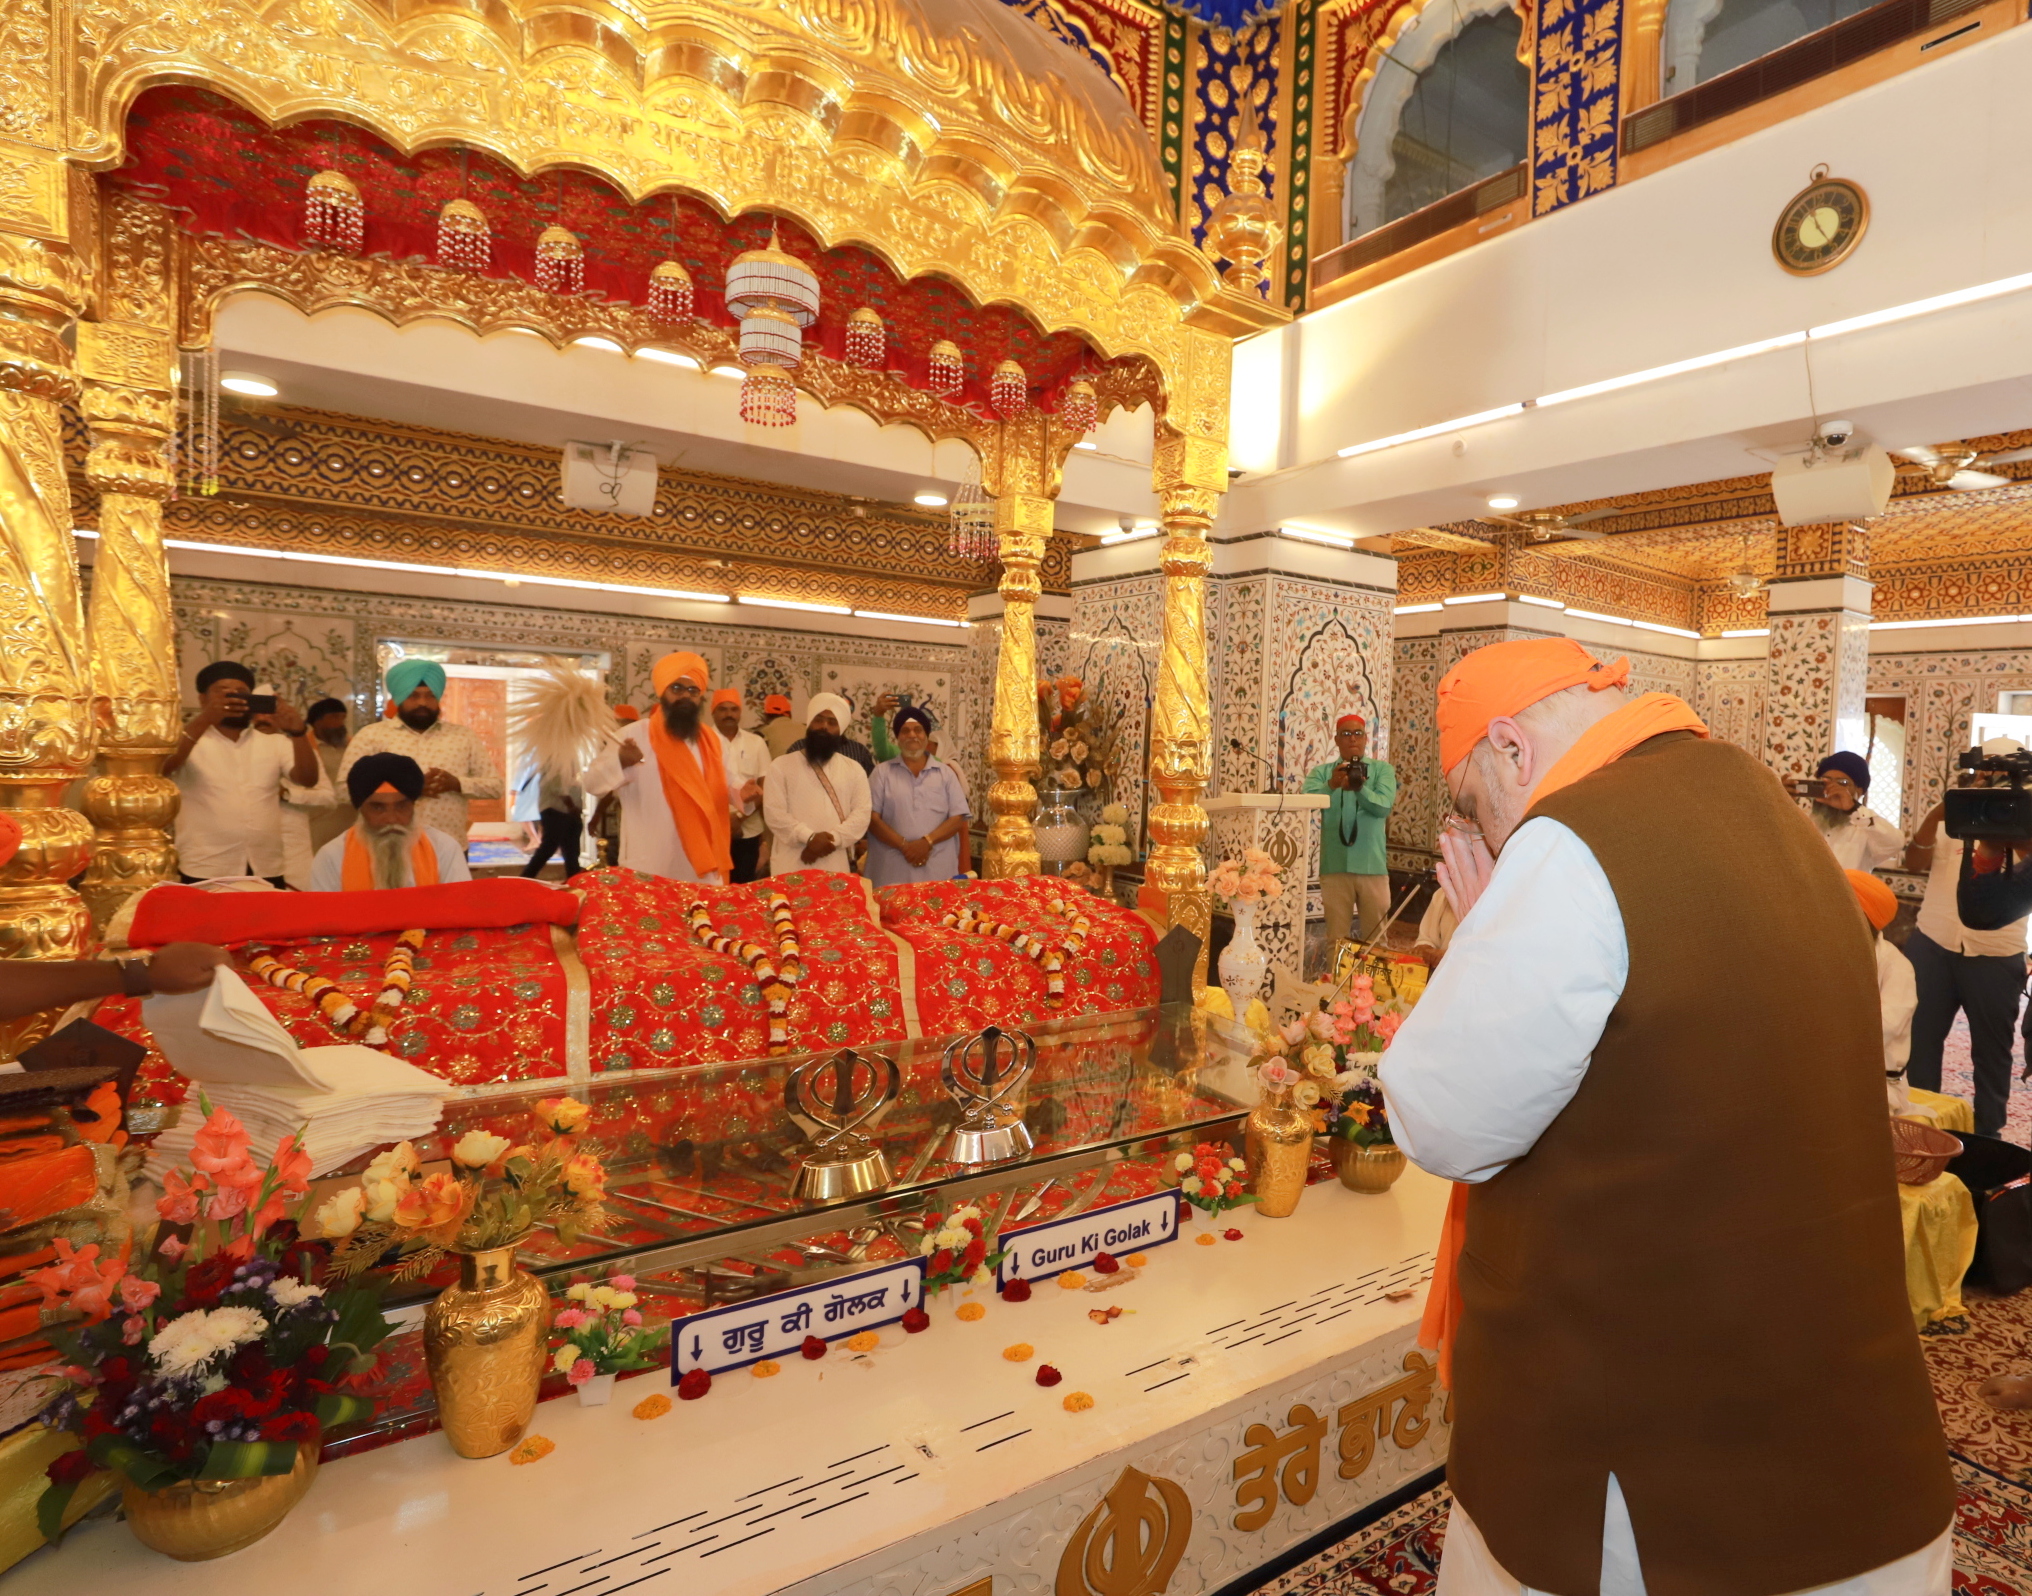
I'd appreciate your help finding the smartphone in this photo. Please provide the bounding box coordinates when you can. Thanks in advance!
[895,692,914,709]
[245,694,278,715]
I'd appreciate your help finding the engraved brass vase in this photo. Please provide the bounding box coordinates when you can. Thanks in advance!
[425,1244,551,1459]
[1330,1136,1407,1195]
[121,1441,318,1560]
[1244,1082,1312,1218]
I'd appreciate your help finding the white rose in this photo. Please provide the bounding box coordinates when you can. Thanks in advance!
[451,1130,512,1169]
[1293,1081,1321,1109]
[362,1176,403,1224]
[1307,1011,1337,1040]
[311,1186,366,1239]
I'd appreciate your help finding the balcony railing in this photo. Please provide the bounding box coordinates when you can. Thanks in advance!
[1310,163,1526,292]
[1622,0,1989,152]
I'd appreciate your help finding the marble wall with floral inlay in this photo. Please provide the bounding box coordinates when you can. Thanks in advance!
[1868,649,2032,830]
[1764,610,1869,782]
[1067,577,1163,844]
[1695,658,1769,756]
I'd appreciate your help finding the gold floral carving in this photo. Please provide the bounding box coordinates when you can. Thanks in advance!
[75,0,1253,387]
[982,413,1060,879]
[0,2,55,150]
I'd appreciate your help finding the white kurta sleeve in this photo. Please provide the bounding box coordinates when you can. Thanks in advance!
[430,827,474,883]
[1378,817,1628,1183]
[834,758,871,847]
[1878,938,1916,1073]
[582,728,642,799]
[764,755,812,850]
[309,836,345,892]
[1860,811,1905,871]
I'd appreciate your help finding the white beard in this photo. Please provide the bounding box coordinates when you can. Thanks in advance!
[362,820,420,888]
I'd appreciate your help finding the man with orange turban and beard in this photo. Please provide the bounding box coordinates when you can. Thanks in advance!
[583,652,736,884]
[1378,638,1951,1596]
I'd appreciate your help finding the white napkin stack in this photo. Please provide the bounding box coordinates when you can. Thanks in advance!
[142,971,453,1179]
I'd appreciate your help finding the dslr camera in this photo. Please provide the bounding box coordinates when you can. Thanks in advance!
[1943,745,2032,844]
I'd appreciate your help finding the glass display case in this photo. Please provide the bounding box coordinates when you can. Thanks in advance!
[323,1002,1264,1455]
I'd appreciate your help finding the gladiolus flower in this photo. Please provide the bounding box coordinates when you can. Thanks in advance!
[118,1276,160,1313]
[122,1315,145,1345]
[188,1107,252,1175]
[157,1235,187,1262]
[156,1168,205,1225]
[28,1240,126,1324]
[270,1134,313,1194]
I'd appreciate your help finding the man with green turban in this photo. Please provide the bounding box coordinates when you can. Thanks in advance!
[336,657,504,846]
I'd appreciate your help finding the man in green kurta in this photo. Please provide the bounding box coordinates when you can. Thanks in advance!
[1303,712,1399,957]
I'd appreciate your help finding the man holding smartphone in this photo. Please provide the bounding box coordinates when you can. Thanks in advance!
[163,660,332,885]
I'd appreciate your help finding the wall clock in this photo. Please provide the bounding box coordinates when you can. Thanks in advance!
[1772,167,1869,276]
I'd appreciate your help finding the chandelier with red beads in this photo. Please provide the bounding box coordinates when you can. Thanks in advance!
[724,223,820,428]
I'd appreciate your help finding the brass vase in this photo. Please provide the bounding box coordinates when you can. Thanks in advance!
[122,1441,319,1561]
[1330,1136,1407,1194]
[425,1244,552,1459]
[1244,1082,1313,1218]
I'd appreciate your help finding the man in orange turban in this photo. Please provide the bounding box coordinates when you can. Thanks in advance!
[1379,637,1951,1595]
[582,652,735,883]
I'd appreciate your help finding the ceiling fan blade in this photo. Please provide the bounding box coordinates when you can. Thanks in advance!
[1981,447,2032,467]
[1549,526,1611,541]
[1560,507,1623,526]
[1949,470,2009,491]
[1893,445,1943,466]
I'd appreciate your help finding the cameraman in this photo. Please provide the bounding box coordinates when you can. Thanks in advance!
[1908,738,2031,1138]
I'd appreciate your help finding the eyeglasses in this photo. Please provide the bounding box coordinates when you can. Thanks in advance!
[666,682,704,700]
[1440,811,1483,841]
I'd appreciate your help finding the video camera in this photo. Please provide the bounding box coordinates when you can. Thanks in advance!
[1943,745,2032,844]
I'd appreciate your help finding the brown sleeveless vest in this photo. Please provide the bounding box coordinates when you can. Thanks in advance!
[1448,732,1953,1596]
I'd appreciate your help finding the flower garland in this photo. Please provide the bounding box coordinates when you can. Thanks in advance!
[941,897,1092,1002]
[245,928,427,1047]
[685,888,804,1052]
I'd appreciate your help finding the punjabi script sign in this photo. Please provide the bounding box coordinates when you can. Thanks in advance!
[1232,1351,1441,1532]
[669,1257,927,1379]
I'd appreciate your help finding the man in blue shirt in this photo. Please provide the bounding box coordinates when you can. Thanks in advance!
[866,706,972,886]
[1302,712,1399,956]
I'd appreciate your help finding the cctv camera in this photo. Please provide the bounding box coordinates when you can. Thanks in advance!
[1118,516,1136,534]
[1816,420,1855,448]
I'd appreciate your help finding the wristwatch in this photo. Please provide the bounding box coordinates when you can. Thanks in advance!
[118,959,152,997]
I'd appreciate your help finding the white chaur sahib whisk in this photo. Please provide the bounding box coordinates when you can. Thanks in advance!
[509,660,620,789]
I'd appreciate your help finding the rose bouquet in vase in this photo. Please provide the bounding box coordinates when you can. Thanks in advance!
[918,1203,1009,1295]
[1206,847,1283,1013]
[550,1274,657,1406]
[315,1096,611,1459]
[1264,974,1410,1194]
[32,1100,393,1560]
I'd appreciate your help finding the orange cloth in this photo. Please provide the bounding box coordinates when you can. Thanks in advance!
[652,652,710,696]
[1418,690,1708,1389]
[1527,692,1709,809]
[1847,868,1898,930]
[340,828,442,891]
[614,705,640,722]
[646,719,734,881]
[1436,638,1631,775]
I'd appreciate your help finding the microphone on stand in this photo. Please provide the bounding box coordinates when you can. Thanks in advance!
[1224,738,1282,794]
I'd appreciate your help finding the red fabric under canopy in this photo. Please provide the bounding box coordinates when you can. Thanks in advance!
[126,880,579,949]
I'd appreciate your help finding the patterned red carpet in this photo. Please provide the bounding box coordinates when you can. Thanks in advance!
[1251,1280,2032,1594]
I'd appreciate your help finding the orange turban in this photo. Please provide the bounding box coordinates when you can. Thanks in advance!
[710,688,741,709]
[1437,638,1631,775]
[651,652,709,695]
[1846,869,1898,931]
[613,704,640,722]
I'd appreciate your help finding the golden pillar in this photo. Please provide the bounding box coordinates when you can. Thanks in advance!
[0,196,101,1000]
[1145,330,1233,986]
[77,195,182,923]
[980,412,1062,879]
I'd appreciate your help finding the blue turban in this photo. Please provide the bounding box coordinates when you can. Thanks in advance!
[386,658,446,704]
[1815,751,1871,792]
[892,704,934,737]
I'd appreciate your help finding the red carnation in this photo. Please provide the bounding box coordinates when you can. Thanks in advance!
[961,1216,982,1236]
[960,1238,986,1275]
[1035,1364,1063,1387]
[800,1335,828,1360]
[1092,1252,1120,1275]
[677,1368,711,1401]
[930,1248,954,1275]
[901,1306,930,1333]
[1001,1278,1032,1303]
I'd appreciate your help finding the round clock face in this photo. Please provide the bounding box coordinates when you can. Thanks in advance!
[1772,177,1869,276]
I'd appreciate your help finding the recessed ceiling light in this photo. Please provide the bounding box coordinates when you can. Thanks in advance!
[710,365,746,379]
[1486,495,1520,510]
[1073,440,1099,451]
[914,493,949,508]
[219,371,279,398]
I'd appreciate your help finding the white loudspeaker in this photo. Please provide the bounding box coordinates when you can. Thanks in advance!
[561,442,659,517]
[1768,444,1894,526]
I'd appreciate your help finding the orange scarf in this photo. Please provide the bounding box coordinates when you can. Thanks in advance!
[1418,692,1709,1387]
[340,828,442,891]
[645,719,733,881]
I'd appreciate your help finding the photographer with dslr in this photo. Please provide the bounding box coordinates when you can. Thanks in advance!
[1799,750,1904,870]
[1906,737,2032,1138]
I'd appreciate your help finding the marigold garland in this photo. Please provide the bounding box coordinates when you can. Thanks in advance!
[685,889,804,1052]
[940,897,1091,1002]
[245,928,427,1047]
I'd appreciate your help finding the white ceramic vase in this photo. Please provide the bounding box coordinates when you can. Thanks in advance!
[577,1372,617,1407]
[1219,897,1269,1015]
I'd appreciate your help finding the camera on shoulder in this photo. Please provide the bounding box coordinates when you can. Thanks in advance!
[1944,745,2032,843]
